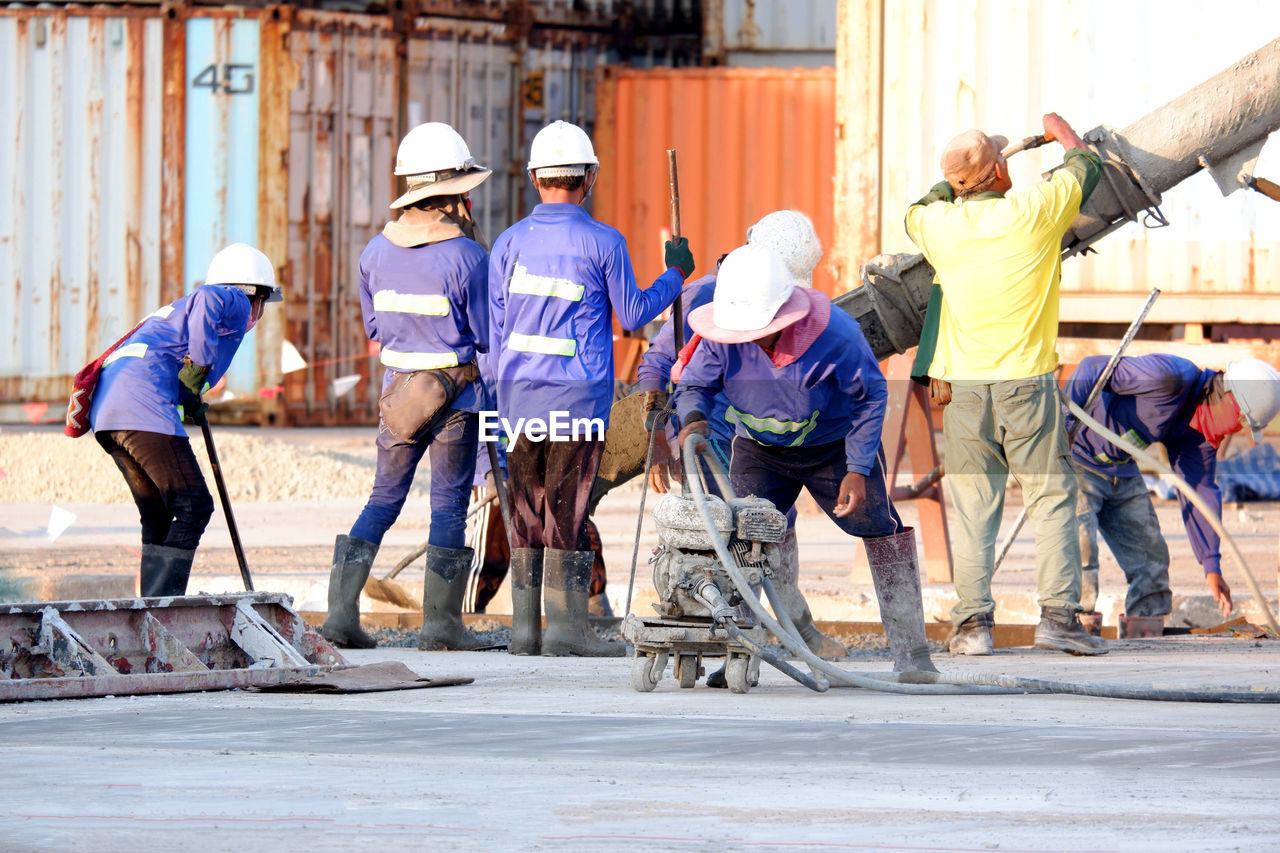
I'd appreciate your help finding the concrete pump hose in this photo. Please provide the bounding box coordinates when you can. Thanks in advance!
[684,435,1280,703]
[1064,395,1280,637]
[682,435,1014,696]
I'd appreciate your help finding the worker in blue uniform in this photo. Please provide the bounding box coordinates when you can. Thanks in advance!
[637,210,846,661]
[320,122,492,650]
[90,242,281,598]
[673,243,937,675]
[1067,354,1280,625]
[489,119,694,657]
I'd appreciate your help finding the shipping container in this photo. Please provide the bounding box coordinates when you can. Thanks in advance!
[593,66,837,296]
[704,0,835,67]
[0,9,166,411]
[870,0,1280,322]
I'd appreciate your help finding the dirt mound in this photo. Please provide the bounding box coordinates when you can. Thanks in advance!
[0,431,419,504]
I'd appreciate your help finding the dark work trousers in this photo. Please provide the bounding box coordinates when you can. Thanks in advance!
[730,436,903,538]
[95,429,215,550]
[351,408,478,549]
[506,435,604,551]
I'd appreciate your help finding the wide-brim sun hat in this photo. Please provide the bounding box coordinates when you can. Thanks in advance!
[688,244,811,344]
[391,167,492,209]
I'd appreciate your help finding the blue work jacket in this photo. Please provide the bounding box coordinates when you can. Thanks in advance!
[90,285,251,436]
[358,233,489,412]
[673,305,887,475]
[1066,353,1222,573]
[489,203,683,428]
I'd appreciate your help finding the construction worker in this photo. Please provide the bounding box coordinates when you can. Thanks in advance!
[1067,354,1280,626]
[89,243,281,597]
[905,113,1107,656]
[320,122,491,650]
[673,243,938,676]
[489,119,694,657]
[637,210,846,661]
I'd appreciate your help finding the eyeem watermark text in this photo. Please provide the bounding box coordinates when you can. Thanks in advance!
[479,411,604,442]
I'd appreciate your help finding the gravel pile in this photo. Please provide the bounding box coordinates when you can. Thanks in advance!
[0,431,418,504]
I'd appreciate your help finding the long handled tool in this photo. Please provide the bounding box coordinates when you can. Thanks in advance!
[363,493,499,609]
[199,418,254,591]
[667,149,684,354]
[991,287,1161,571]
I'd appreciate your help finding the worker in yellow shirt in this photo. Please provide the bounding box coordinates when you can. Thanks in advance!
[905,112,1106,657]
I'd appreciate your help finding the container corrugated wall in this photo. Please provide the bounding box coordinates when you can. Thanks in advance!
[874,0,1280,316]
[0,10,165,408]
[593,66,836,294]
[706,0,836,67]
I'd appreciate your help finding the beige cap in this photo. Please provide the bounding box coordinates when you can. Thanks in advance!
[941,129,1009,193]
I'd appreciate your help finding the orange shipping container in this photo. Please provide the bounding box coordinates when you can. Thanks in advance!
[593,66,837,298]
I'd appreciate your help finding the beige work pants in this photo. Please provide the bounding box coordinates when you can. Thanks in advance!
[942,372,1082,626]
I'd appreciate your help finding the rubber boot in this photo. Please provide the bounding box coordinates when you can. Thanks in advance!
[772,528,846,659]
[319,534,379,649]
[864,528,939,673]
[140,544,195,598]
[1035,605,1109,655]
[542,549,626,657]
[508,547,543,656]
[418,545,486,651]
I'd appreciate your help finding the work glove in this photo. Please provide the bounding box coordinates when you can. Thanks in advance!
[178,359,210,424]
[640,390,670,432]
[664,237,696,279]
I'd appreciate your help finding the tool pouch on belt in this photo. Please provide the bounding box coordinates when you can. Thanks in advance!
[378,361,479,446]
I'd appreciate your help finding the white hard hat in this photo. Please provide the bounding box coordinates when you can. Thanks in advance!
[1224,358,1280,441]
[392,122,491,209]
[747,210,822,288]
[527,120,599,176]
[711,244,793,332]
[204,243,282,303]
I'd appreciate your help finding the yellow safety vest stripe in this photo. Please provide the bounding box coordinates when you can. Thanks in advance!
[372,290,451,316]
[380,348,460,370]
[510,263,585,302]
[727,406,820,447]
[103,342,149,366]
[509,332,577,357]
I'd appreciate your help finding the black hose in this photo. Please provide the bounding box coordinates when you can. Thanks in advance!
[722,622,828,693]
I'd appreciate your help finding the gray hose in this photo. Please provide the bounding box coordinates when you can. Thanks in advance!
[1064,395,1280,636]
[681,435,1280,703]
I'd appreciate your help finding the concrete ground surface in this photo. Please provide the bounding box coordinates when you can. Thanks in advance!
[2,641,1279,852]
[4,425,1280,850]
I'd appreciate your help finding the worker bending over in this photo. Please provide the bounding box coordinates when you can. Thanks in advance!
[673,244,937,676]
[489,120,693,657]
[905,113,1106,656]
[1067,354,1280,625]
[321,122,491,650]
[637,210,845,660]
[88,243,281,597]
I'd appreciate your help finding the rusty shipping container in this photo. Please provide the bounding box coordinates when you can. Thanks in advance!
[0,2,702,424]
[593,65,837,296]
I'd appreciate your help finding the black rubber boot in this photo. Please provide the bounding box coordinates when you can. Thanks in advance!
[319,534,379,649]
[140,544,195,598]
[1035,606,1109,655]
[773,529,846,658]
[508,548,543,656]
[418,545,485,651]
[542,549,626,657]
[864,528,939,674]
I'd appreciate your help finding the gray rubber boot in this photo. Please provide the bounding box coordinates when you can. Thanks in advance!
[319,534,379,649]
[418,545,486,651]
[864,528,939,673]
[772,528,847,659]
[1035,606,1109,655]
[508,547,543,656]
[140,544,195,598]
[1080,568,1100,613]
[542,549,626,657]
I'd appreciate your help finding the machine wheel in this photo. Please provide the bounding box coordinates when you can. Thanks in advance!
[629,652,666,693]
[726,654,752,694]
[675,653,700,689]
